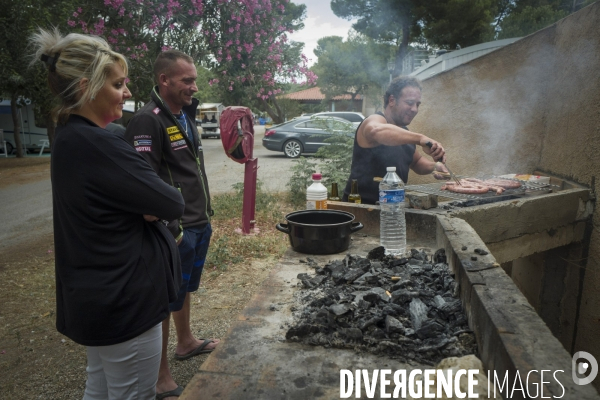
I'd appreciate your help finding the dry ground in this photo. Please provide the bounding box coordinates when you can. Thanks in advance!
[0,157,287,399]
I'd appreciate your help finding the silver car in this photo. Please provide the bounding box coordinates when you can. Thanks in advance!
[262,116,358,158]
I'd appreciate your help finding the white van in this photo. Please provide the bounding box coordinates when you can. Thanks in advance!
[0,99,49,154]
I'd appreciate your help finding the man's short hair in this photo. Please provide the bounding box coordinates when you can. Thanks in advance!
[153,50,194,83]
[384,76,422,108]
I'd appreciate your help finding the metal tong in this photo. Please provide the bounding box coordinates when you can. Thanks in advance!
[426,141,462,186]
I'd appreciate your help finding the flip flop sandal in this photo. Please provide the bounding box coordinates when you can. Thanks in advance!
[156,385,183,399]
[174,339,216,361]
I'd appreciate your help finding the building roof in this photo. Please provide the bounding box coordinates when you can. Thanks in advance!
[409,38,521,80]
[279,86,363,101]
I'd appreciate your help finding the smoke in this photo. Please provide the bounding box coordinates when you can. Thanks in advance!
[423,32,598,177]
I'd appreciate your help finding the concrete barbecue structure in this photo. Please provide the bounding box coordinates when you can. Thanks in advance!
[180,3,600,398]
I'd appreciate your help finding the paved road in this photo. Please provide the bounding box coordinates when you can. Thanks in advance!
[0,179,53,252]
[0,125,301,252]
[202,124,300,194]
[202,125,294,194]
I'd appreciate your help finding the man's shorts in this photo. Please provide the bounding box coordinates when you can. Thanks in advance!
[169,223,212,312]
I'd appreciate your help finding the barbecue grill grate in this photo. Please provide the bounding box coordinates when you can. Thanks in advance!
[405,178,557,201]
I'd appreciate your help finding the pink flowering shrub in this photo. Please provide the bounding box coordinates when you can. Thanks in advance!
[68,0,317,117]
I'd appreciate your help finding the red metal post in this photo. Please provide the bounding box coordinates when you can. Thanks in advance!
[242,125,257,234]
[242,157,258,234]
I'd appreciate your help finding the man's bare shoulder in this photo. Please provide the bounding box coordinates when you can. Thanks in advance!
[357,113,387,147]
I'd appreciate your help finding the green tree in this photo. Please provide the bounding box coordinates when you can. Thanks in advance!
[331,0,417,78]
[413,0,497,48]
[312,34,390,111]
[495,0,595,38]
[194,66,224,105]
[498,4,567,38]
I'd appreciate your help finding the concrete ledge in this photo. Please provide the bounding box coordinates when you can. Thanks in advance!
[327,201,380,236]
[449,188,592,243]
[487,221,587,264]
[437,215,600,399]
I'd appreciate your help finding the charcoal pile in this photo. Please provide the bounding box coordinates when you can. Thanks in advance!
[286,248,477,365]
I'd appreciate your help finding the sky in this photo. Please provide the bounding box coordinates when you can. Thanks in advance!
[288,0,356,67]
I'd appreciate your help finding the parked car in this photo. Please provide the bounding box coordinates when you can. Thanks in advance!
[262,116,357,158]
[312,111,365,123]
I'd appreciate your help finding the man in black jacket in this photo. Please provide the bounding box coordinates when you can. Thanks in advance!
[125,50,219,399]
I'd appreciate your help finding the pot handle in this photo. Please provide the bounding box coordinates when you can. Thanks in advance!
[276,223,290,234]
[350,221,364,233]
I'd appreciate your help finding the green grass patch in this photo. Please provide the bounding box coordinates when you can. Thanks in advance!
[205,181,295,272]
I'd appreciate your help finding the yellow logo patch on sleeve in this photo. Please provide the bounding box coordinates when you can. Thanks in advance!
[166,126,180,135]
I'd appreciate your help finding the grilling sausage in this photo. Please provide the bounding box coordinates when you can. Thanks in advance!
[441,182,490,194]
[441,179,506,195]
[483,179,522,189]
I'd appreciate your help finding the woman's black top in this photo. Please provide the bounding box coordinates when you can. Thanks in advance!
[52,115,184,346]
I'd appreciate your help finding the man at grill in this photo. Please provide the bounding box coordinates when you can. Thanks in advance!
[342,76,450,204]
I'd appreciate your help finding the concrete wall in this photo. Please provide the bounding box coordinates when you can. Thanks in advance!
[408,1,600,381]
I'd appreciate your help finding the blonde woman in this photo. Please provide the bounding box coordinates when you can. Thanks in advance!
[30,28,185,399]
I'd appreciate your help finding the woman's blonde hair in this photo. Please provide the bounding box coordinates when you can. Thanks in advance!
[30,28,128,123]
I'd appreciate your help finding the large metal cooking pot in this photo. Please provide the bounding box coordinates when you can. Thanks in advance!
[276,210,363,255]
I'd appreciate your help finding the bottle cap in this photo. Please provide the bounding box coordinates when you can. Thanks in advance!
[312,173,322,180]
[386,166,397,171]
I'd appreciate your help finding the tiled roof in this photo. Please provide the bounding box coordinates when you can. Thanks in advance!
[279,86,363,101]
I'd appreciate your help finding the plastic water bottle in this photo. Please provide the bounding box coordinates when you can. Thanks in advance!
[306,173,328,210]
[379,166,406,255]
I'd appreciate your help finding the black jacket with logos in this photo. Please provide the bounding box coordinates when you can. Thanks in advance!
[52,115,184,346]
[125,87,212,238]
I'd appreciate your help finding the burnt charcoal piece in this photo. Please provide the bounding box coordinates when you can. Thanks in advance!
[474,248,489,256]
[330,303,351,316]
[340,327,363,341]
[391,289,419,304]
[355,258,372,270]
[385,315,405,334]
[409,298,429,330]
[411,249,427,261]
[391,280,412,291]
[370,328,387,339]
[286,324,319,339]
[315,309,335,327]
[297,273,317,288]
[439,300,462,319]
[363,287,390,303]
[390,258,409,267]
[358,300,371,309]
[343,268,366,283]
[381,303,407,317]
[367,246,385,260]
[359,316,383,330]
[433,295,446,308]
[416,337,455,352]
[433,248,446,264]
[324,260,345,275]
[370,261,383,269]
[416,319,445,339]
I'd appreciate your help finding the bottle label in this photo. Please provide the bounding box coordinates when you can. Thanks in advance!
[379,189,404,204]
[307,200,327,210]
